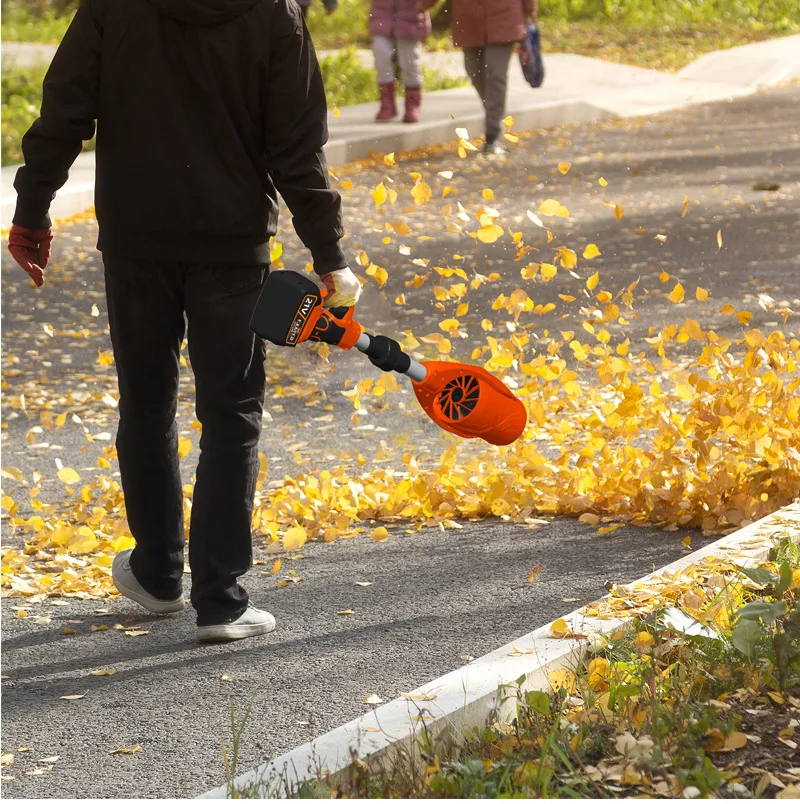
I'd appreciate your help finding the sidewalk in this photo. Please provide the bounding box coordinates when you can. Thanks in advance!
[2,35,800,225]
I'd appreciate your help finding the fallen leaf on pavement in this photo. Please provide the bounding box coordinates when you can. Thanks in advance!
[90,669,116,676]
[60,693,87,700]
[110,745,140,755]
[398,691,437,701]
[362,693,383,705]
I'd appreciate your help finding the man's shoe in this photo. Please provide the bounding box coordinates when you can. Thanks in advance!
[112,549,185,614]
[483,139,506,157]
[197,603,276,643]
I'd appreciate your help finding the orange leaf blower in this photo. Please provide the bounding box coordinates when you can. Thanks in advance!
[250,271,527,446]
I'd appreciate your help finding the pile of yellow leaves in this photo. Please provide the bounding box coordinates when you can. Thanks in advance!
[2,134,799,599]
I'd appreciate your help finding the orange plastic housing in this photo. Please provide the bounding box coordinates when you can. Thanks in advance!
[411,361,527,446]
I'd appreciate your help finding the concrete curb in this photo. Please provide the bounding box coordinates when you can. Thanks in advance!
[201,501,800,798]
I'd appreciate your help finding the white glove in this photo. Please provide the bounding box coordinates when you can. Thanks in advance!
[319,266,362,309]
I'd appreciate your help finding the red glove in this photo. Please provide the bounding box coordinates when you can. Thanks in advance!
[8,225,53,288]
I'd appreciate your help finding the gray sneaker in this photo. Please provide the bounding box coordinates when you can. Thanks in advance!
[112,548,185,614]
[197,603,276,643]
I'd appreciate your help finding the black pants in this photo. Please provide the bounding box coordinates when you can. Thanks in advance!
[104,257,268,626]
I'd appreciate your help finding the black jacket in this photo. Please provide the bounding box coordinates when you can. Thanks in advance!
[13,0,347,272]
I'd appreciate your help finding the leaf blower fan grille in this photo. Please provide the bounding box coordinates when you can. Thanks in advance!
[437,375,480,421]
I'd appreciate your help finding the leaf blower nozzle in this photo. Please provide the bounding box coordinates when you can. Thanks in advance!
[250,270,527,446]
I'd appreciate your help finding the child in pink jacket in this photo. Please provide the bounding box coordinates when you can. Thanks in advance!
[369,0,437,123]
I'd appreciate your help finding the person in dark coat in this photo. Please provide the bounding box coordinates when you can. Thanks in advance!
[7,0,362,643]
[449,0,538,154]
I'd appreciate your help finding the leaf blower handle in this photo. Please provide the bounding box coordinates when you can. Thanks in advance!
[354,332,427,382]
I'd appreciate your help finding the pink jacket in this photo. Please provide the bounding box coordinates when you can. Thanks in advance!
[369,0,436,40]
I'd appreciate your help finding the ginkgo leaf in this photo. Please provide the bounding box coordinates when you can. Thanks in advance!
[371,182,388,207]
[557,161,571,175]
[696,286,709,301]
[411,182,432,206]
[540,263,557,281]
[614,203,624,220]
[668,283,685,303]
[538,199,569,218]
[476,224,504,244]
[369,526,389,542]
[57,467,81,485]
[283,525,307,552]
[362,693,383,704]
[586,272,599,291]
[583,244,601,260]
[178,437,192,459]
[549,618,569,638]
[598,177,608,186]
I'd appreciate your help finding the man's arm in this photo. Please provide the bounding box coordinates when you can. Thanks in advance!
[263,0,347,276]
[13,0,102,230]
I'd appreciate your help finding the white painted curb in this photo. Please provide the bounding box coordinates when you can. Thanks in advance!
[201,502,800,798]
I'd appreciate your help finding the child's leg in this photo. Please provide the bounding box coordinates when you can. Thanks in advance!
[397,38,423,88]
[372,35,396,85]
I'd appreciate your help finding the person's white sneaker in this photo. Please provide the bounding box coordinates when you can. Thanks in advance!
[197,603,276,643]
[112,548,185,614]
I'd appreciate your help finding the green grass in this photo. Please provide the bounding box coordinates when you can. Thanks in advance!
[279,542,800,799]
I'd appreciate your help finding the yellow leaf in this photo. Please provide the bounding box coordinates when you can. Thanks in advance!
[717,229,723,251]
[549,618,569,638]
[633,631,654,651]
[333,106,340,117]
[695,286,709,301]
[337,609,354,616]
[681,195,689,218]
[583,243,601,260]
[598,177,608,187]
[477,224,504,244]
[283,525,307,552]
[502,115,514,129]
[178,436,193,459]
[557,161,571,175]
[98,350,114,366]
[668,283,685,304]
[63,627,77,635]
[1,467,24,482]
[482,188,494,200]
[68,525,98,554]
[614,203,624,220]
[395,294,406,305]
[270,559,281,574]
[540,263,557,281]
[370,526,389,542]
[383,152,395,166]
[538,199,569,218]
[556,247,577,269]
[586,272,599,291]
[57,467,81,485]
[723,731,747,751]
[372,182,388,207]
[411,182,432,206]
[548,668,576,694]
[340,180,353,190]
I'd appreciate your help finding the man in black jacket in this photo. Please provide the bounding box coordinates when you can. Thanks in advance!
[8,0,362,642]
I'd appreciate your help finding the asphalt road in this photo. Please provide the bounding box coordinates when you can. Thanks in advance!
[2,84,799,797]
